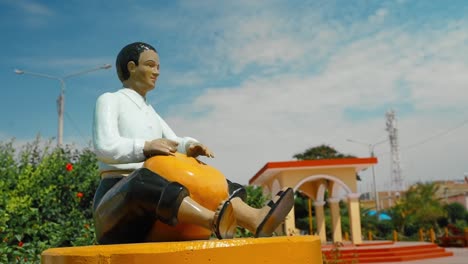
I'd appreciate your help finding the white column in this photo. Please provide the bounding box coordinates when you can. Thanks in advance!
[313,200,326,243]
[347,193,362,244]
[328,197,342,243]
[284,204,296,236]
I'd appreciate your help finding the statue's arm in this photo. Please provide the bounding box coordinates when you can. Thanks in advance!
[93,93,146,164]
[158,115,214,158]
[156,114,198,154]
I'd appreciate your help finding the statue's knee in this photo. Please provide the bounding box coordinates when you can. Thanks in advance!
[157,182,189,226]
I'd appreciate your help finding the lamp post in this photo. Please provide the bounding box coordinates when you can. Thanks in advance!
[347,138,388,211]
[14,64,112,146]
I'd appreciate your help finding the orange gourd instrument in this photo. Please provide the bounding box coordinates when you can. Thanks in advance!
[143,153,229,241]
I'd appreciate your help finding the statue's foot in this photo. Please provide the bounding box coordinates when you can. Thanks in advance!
[213,200,237,239]
[255,187,294,237]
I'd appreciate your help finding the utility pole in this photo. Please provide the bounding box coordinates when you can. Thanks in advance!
[14,64,111,146]
[347,138,388,210]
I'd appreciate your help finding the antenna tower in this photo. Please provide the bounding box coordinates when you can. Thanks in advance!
[386,110,404,191]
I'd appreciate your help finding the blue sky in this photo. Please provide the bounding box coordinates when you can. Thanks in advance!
[1,0,468,191]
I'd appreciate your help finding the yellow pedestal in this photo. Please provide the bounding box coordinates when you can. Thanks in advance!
[42,236,322,264]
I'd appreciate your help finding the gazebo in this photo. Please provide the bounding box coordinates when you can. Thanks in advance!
[249,157,378,244]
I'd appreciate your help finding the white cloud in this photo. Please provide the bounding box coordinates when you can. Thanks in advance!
[408,62,468,110]
[18,1,53,16]
[368,8,388,24]
[164,71,205,87]
[211,10,340,74]
[3,0,54,27]
[3,0,54,16]
[161,6,468,191]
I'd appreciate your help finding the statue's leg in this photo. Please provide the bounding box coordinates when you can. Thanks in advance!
[178,194,237,239]
[93,168,189,244]
[230,187,294,237]
[93,168,236,244]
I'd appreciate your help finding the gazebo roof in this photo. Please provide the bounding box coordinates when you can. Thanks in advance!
[249,157,378,185]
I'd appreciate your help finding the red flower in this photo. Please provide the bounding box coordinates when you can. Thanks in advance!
[18,241,23,247]
[76,192,84,198]
[66,163,73,171]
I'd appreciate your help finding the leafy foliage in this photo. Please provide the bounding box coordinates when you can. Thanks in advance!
[293,144,357,160]
[360,207,395,240]
[382,182,468,241]
[388,182,445,235]
[0,138,99,263]
[294,192,311,231]
[444,202,466,224]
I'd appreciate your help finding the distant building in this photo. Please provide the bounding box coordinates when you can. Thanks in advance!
[360,190,404,210]
[360,177,468,210]
[434,178,468,210]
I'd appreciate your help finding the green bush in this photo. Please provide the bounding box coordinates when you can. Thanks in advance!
[0,138,99,263]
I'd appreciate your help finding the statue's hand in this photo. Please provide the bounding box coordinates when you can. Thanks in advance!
[186,142,215,158]
[143,138,179,158]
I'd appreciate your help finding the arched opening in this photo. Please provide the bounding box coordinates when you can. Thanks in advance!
[291,174,359,244]
[293,174,353,199]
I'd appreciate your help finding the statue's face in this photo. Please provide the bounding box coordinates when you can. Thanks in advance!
[128,49,160,94]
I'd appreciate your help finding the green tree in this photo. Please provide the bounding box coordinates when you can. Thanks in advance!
[444,202,466,224]
[293,144,356,160]
[294,192,311,231]
[388,182,445,236]
[244,185,268,209]
[410,182,445,230]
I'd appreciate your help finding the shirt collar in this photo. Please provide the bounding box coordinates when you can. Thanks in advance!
[119,88,148,109]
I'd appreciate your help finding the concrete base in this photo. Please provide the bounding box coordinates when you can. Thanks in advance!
[42,236,322,264]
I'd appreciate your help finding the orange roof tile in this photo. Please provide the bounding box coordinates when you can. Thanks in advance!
[249,157,378,184]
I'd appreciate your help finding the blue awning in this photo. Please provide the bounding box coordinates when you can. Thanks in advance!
[367,210,392,221]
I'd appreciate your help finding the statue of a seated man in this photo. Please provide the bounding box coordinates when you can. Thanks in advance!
[92,42,294,244]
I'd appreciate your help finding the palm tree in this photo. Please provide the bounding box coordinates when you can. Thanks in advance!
[389,182,444,235]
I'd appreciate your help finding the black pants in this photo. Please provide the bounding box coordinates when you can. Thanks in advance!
[93,168,246,244]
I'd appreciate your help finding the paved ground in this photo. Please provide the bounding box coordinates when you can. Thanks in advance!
[376,247,468,264]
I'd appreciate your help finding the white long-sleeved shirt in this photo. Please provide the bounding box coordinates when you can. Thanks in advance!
[93,88,197,173]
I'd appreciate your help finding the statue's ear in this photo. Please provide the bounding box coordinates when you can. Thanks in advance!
[127,61,136,74]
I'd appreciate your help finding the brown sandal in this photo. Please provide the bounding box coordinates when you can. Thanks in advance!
[255,187,294,237]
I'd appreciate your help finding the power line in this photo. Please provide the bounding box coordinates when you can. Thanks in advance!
[374,117,468,157]
[401,118,468,151]
[64,111,88,146]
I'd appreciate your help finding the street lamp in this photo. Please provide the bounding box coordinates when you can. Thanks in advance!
[347,138,388,211]
[14,64,112,146]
